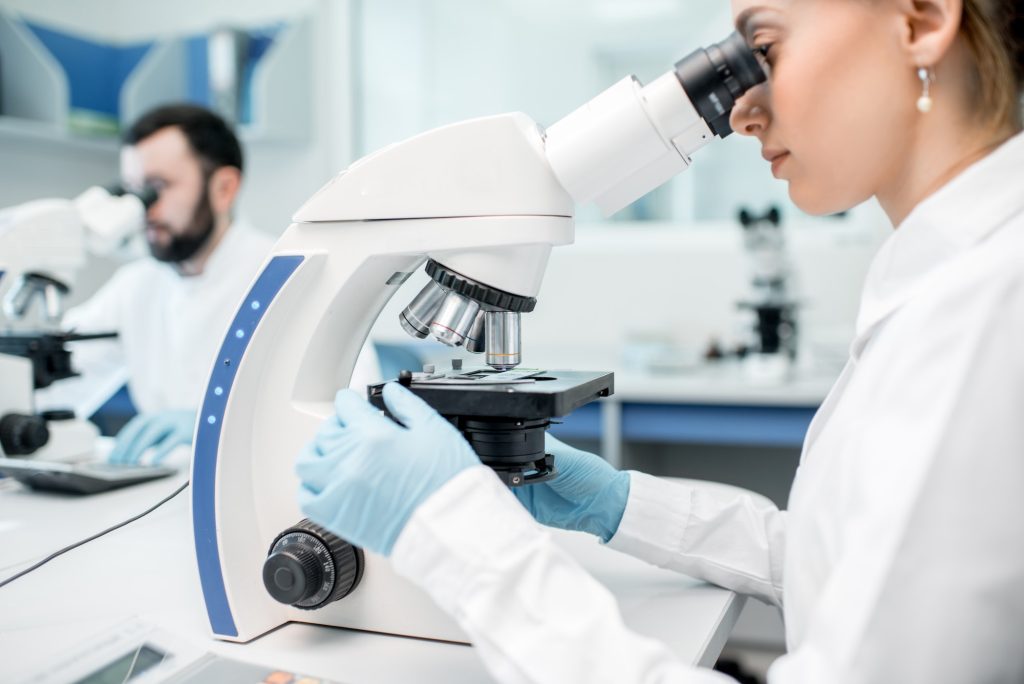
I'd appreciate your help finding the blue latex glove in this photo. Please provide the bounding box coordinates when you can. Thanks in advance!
[513,433,630,542]
[108,409,196,465]
[296,382,479,556]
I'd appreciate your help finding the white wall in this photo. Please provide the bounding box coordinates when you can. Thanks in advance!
[356,0,790,223]
[238,0,357,237]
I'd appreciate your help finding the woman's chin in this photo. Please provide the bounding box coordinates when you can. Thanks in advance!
[788,182,864,217]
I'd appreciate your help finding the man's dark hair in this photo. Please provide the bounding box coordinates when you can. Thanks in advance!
[124,103,244,174]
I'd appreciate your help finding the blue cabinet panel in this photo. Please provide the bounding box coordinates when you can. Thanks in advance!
[550,402,817,448]
[622,403,816,447]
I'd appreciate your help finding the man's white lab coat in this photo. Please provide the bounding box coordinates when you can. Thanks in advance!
[389,130,1024,683]
[51,220,378,417]
[60,220,274,414]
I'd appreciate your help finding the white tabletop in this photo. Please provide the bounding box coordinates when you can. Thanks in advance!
[612,364,833,405]
[0,472,743,683]
[515,347,838,407]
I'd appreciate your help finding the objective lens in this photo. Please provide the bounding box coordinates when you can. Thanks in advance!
[430,292,481,347]
[485,311,521,370]
[674,31,767,138]
[399,280,447,339]
[465,310,486,354]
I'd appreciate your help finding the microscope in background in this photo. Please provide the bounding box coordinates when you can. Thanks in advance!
[192,31,766,644]
[0,184,156,460]
[731,206,799,381]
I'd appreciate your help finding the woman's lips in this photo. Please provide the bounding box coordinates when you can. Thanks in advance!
[763,150,790,177]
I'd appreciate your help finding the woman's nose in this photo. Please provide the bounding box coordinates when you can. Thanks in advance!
[730,85,770,137]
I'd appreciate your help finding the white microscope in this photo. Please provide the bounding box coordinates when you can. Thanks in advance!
[0,184,155,460]
[193,32,765,643]
[736,206,800,382]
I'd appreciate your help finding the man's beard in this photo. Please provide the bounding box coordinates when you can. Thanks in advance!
[147,186,217,264]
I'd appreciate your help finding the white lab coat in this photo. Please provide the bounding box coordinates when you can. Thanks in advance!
[390,129,1024,684]
[47,220,379,416]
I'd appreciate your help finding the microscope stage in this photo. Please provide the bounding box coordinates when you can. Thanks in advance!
[368,369,614,420]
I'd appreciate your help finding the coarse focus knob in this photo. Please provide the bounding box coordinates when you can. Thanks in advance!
[263,545,323,606]
[0,413,50,456]
[262,519,364,610]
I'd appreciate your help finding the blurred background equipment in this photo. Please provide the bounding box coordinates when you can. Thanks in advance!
[734,206,799,382]
[0,183,156,330]
[206,27,250,125]
[0,183,155,461]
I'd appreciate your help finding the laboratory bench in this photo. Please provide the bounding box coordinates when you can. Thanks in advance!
[544,358,836,468]
[0,469,745,683]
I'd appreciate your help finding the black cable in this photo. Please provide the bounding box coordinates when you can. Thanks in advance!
[0,480,190,589]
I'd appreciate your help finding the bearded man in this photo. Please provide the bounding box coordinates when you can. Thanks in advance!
[57,105,277,464]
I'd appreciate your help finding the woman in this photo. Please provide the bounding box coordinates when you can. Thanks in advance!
[296,0,1024,681]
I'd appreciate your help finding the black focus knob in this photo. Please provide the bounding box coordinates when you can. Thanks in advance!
[0,413,50,456]
[263,544,323,606]
[263,519,364,610]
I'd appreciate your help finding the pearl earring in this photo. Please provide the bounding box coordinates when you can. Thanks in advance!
[916,67,934,113]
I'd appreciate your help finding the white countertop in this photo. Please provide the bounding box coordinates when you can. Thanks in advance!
[0,472,744,683]
[610,363,835,406]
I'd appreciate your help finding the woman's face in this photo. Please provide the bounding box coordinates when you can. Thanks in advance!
[730,0,919,215]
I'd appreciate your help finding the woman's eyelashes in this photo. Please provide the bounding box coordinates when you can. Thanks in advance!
[753,43,775,73]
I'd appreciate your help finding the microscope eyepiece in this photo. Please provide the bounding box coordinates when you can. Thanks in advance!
[134,184,160,209]
[105,182,160,209]
[674,31,767,138]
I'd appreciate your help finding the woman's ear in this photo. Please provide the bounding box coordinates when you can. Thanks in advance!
[208,166,242,216]
[895,0,964,66]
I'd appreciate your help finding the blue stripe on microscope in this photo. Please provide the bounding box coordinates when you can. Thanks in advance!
[192,255,303,637]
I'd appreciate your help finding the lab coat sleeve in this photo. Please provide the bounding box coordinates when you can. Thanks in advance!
[608,472,786,608]
[391,465,737,684]
[768,281,1024,682]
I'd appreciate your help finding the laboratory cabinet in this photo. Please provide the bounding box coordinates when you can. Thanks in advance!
[0,9,312,150]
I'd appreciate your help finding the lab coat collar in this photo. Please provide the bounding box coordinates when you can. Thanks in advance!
[854,130,1024,345]
[198,217,256,280]
[149,217,256,284]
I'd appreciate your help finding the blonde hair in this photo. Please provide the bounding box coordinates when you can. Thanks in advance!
[960,0,1024,130]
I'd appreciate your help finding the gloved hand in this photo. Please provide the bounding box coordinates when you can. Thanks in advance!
[108,409,196,465]
[513,433,630,542]
[296,382,479,557]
